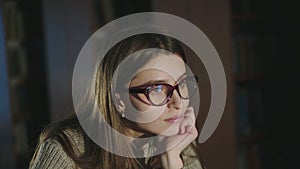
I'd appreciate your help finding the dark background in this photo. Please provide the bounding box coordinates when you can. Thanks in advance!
[0,0,299,168]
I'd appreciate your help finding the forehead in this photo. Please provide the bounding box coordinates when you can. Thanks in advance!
[135,53,186,81]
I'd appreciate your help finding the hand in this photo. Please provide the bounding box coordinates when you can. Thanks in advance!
[179,106,196,135]
[158,106,198,169]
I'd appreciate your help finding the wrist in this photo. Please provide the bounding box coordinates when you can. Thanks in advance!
[160,151,183,169]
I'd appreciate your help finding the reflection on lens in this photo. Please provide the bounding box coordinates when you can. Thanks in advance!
[180,77,198,99]
[149,85,168,105]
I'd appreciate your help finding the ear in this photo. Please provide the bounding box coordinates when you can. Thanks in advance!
[114,92,126,113]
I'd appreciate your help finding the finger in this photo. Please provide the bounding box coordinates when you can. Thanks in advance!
[185,125,193,133]
[179,107,195,134]
[179,118,194,134]
[171,126,199,153]
[156,126,198,154]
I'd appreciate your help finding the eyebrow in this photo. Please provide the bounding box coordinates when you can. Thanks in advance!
[137,73,187,87]
[176,73,188,82]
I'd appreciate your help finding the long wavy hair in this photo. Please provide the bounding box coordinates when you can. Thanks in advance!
[30,33,203,169]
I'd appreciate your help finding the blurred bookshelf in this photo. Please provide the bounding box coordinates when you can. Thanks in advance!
[230,0,295,168]
[2,1,29,167]
[1,0,49,168]
[231,0,284,169]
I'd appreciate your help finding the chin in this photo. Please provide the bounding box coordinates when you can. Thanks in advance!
[156,124,180,137]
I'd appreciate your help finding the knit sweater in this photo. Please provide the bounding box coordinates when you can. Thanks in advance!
[30,129,204,169]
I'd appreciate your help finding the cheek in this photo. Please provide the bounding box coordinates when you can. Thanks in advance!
[124,94,166,123]
[129,94,150,111]
[136,101,191,135]
[181,99,189,112]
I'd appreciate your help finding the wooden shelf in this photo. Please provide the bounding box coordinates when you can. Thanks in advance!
[238,132,265,145]
[2,0,49,168]
[235,74,267,83]
[230,0,289,168]
[231,14,269,20]
[9,75,28,86]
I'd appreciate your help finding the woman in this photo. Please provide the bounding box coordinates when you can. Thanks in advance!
[29,33,205,169]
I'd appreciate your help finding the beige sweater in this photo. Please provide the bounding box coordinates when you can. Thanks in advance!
[30,129,204,169]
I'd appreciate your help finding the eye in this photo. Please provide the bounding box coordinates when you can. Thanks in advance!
[179,79,187,88]
[150,85,164,94]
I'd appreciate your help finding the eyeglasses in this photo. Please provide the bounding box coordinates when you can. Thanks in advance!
[129,76,198,106]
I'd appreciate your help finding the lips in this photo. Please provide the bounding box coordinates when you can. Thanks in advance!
[164,114,184,123]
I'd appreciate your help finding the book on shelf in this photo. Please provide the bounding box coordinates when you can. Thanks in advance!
[2,0,30,162]
[236,87,264,137]
[237,145,249,169]
[13,120,29,155]
[231,0,256,15]
[232,35,265,76]
[6,47,27,78]
[2,1,24,40]
[232,30,281,77]
[236,88,251,136]
[3,0,28,119]
[238,143,262,169]
[247,89,264,133]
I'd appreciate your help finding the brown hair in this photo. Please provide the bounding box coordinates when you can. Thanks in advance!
[30,33,203,169]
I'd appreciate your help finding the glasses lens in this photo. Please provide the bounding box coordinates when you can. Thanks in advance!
[148,85,169,105]
[178,77,198,99]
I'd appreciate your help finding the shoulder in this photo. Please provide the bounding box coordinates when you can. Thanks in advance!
[29,116,85,168]
[29,138,76,169]
[63,128,85,155]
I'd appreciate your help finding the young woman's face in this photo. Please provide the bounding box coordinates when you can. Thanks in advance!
[123,53,190,137]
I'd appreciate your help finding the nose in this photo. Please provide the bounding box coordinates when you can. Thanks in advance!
[167,89,182,109]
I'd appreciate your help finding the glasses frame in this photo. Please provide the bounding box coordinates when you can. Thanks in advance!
[129,76,198,106]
